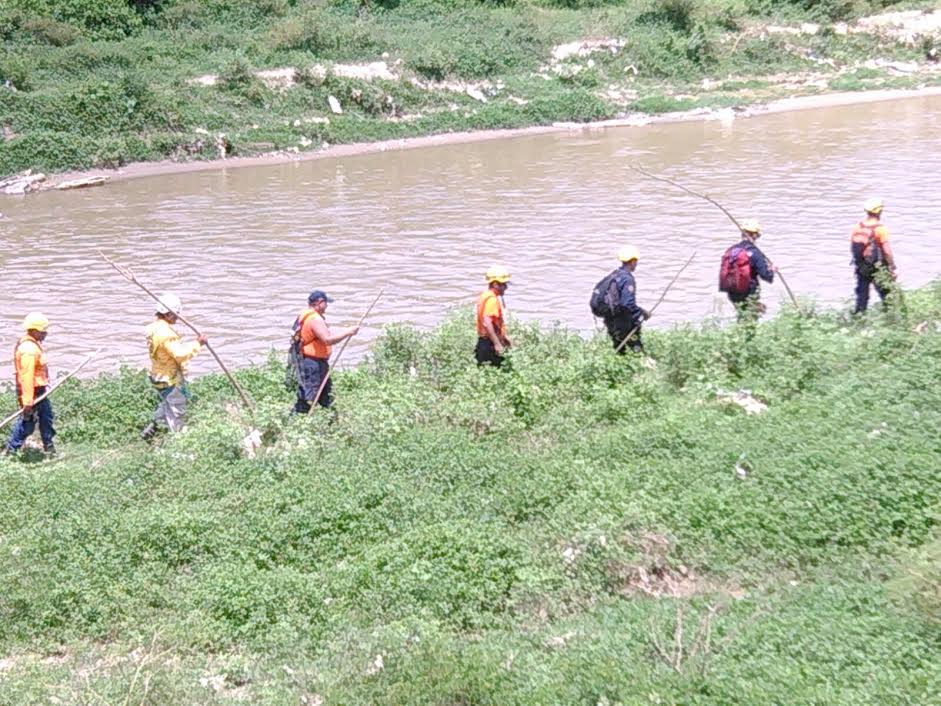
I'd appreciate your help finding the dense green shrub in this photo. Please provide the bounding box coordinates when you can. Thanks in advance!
[896,539,941,626]
[21,16,83,45]
[403,9,545,79]
[0,56,33,91]
[265,6,384,58]
[216,56,271,105]
[8,0,143,39]
[7,75,174,136]
[0,131,98,173]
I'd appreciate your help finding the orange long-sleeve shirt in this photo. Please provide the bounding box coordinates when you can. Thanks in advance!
[14,335,49,407]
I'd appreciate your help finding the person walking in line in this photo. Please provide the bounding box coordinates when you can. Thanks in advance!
[141,294,206,440]
[292,290,359,413]
[476,266,513,366]
[5,313,57,457]
[850,198,897,314]
[590,245,649,354]
[718,219,777,322]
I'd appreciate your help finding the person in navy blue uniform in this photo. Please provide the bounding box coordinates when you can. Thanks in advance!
[722,219,777,322]
[604,245,650,353]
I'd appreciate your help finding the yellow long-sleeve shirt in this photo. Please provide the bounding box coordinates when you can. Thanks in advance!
[14,335,49,407]
[145,318,201,387]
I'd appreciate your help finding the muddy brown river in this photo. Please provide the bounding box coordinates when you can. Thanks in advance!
[3,93,941,380]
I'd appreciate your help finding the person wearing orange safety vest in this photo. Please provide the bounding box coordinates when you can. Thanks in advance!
[851,198,897,314]
[476,266,513,367]
[5,313,57,457]
[141,294,207,440]
[292,290,359,413]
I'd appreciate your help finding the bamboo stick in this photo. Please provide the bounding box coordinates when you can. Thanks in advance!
[630,164,801,311]
[615,252,696,354]
[99,252,255,416]
[0,351,97,430]
[309,289,385,411]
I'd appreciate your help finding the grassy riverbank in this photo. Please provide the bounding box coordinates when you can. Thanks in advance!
[1,287,940,703]
[1,1,940,177]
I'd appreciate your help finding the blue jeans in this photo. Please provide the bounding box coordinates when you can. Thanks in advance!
[6,388,56,451]
[604,314,644,354]
[153,384,191,433]
[294,357,332,413]
[854,265,891,314]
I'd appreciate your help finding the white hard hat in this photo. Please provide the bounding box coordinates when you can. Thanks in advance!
[156,293,183,315]
[740,219,761,234]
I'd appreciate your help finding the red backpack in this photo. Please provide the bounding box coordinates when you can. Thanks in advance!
[719,246,753,295]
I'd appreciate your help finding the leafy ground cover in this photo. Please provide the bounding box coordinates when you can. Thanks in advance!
[0,284,939,703]
[1,0,940,176]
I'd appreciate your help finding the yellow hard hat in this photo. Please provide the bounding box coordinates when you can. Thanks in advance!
[22,312,49,332]
[617,245,640,263]
[485,265,511,284]
[740,219,761,234]
[863,197,883,214]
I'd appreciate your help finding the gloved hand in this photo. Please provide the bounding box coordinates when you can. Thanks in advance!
[22,405,33,419]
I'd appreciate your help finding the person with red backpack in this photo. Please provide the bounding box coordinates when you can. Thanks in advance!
[850,198,897,314]
[718,219,777,322]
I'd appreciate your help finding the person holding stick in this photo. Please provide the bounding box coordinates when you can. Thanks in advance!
[292,290,358,414]
[603,246,650,354]
[718,219,778,322]
[4,313,57,458]
[141,294,207,440]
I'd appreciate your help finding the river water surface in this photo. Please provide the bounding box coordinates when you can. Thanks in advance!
[3,94,941,380]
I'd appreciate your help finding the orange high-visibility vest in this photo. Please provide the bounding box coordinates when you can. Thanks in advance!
[13,335,49,407]
[476,289,505,338]
[297,308,332,359]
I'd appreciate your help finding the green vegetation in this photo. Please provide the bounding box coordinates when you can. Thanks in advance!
[1,284,940,702]
[0,0,937,176]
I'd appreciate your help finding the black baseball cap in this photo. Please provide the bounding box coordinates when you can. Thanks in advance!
[308,290,334,304]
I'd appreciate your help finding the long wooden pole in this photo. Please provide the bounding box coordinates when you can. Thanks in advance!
[630,164,801,311]
[309,289,385,411]
[99,252,255,416]
[616,252,696,354]
[0,352,97,430]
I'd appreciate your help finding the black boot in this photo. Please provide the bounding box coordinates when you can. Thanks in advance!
[141,421,158,441]
[43,443,57,458]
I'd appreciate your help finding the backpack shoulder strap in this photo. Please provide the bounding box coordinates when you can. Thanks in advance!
[293,310,319,341]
